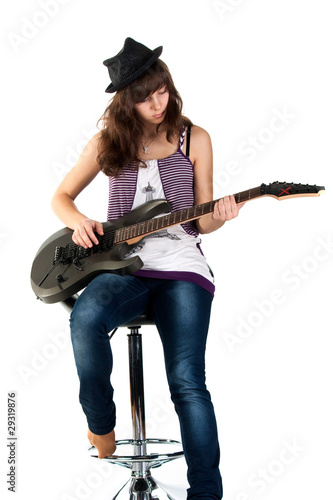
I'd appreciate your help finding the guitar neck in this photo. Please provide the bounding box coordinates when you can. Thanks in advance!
[114,186,263,244]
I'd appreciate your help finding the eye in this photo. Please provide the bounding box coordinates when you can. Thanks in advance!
[142,93,154,103]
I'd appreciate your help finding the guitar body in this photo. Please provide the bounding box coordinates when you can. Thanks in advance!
[31,199,172,304]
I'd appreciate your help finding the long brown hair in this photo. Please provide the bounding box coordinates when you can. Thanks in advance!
[96,59,192,177]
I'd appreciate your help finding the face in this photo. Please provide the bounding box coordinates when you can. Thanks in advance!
[134,86,169,125]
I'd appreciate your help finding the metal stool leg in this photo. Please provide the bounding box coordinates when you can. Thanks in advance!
[128,327,148,467]
[111,327,178,500]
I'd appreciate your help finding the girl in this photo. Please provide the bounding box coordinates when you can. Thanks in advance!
[51,37,243,500]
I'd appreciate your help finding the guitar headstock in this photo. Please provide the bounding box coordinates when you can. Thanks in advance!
[260,182,325,200]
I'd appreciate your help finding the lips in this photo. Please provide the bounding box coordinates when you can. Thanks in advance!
[153,111,164,118]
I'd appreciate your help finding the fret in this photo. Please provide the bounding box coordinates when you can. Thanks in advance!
[118,229,123,241]
[165,214,171,227]
[164,215,170,226]
[234,187,261,204]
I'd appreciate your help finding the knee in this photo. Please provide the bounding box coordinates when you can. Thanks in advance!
[70,300,109,344]
[167,360,209,403]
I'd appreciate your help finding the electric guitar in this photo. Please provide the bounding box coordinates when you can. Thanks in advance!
[30,182,325,304]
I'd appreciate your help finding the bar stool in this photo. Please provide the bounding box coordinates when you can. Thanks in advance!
[62,295,184,500]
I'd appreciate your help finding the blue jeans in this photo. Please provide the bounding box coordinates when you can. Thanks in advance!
[70,274,223,499]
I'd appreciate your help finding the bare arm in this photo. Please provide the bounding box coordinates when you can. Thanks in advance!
[51,133,104,248]
[189,126,243,234]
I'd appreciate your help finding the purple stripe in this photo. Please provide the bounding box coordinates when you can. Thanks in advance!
[133,269,215,297]
[107,165,138,220]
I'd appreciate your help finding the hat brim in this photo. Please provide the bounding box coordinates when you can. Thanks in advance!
[105,46,163,93]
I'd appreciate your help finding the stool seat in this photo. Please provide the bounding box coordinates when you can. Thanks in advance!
[121,313,155,328]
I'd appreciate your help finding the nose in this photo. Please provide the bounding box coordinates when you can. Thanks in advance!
[151,94,161,110]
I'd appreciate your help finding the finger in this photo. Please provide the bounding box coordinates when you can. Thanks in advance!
[222,196,238,220]
[87,226,100,246]
[222,195,232,209]
[222,196,234,220]
[214,199,226,220]
[95,222,104,236]
[73,229,91,248]
[74,224,97,248]
[96,222,104,235]
[72,232,87,248]
[85,221,103,245]
[229,196,239,216]
[78,226,93,248]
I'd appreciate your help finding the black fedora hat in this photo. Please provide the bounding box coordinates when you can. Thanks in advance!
[103,37,163,93]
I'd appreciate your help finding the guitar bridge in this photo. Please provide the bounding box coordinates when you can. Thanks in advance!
[54,246,66,264]
[53,245,91,265]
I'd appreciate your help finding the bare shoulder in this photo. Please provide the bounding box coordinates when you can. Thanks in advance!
[83,130,102,156]
[187,125,212,165]
[73,130,102,170]
[190,125,212,145]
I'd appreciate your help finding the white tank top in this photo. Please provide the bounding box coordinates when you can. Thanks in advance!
[126,159,215,294]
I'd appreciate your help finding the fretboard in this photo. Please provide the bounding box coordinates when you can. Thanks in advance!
[113,186,262,244]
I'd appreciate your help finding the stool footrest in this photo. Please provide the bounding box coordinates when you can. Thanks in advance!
[89,438,184,469]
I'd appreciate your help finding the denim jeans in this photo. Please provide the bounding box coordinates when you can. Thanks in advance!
[70,274,223,499]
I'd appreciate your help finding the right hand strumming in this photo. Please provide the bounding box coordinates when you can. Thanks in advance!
[72,219,104,249]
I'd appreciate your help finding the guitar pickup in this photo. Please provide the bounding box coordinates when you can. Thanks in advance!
[76,246,91,259]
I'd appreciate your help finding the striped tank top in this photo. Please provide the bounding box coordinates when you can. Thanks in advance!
[107,127,215,295]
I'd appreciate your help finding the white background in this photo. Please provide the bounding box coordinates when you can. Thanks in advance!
[1,1,332,499]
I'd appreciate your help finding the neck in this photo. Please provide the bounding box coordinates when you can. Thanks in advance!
[142,122,165,141]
